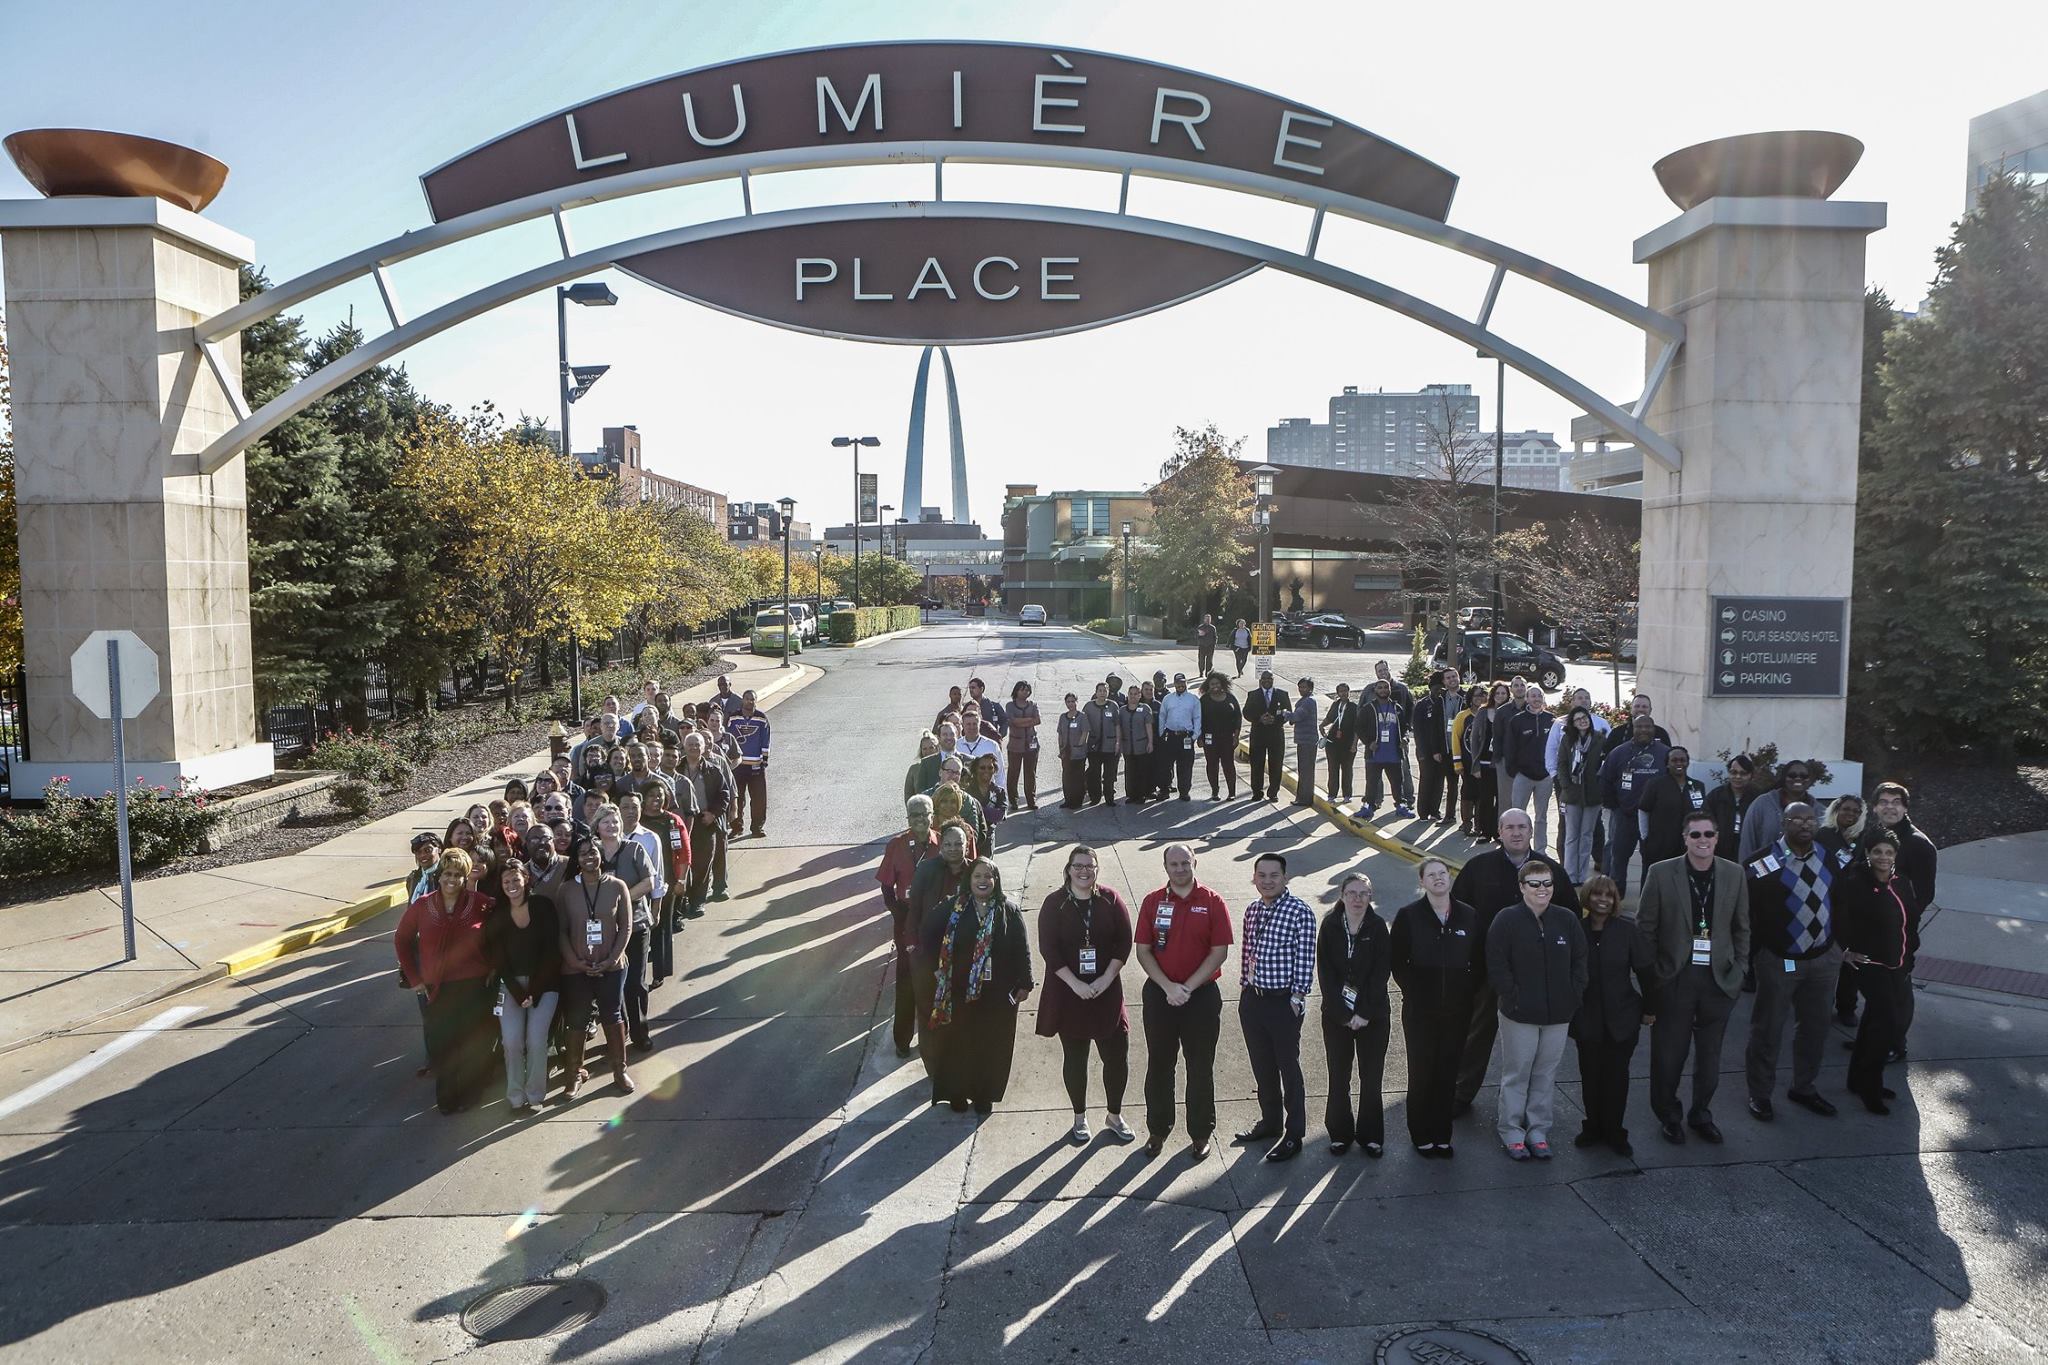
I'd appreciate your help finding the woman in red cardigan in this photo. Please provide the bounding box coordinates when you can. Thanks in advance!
[395,847,496,1115]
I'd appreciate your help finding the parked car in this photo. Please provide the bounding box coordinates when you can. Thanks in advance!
[1278,612,1369,650]
[1433,630,1566,689]
[750,610,803,656]
[784,602,818,643]
[1018,604,1047,625]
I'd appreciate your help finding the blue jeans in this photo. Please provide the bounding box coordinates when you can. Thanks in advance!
[499,982,559,1107]
[1606,806,1643,894]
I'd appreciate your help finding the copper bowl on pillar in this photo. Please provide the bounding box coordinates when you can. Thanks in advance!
[4,128,229,211]
[1653,130,1863,210]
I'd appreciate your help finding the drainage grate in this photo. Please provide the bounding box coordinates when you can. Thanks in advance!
[460,1277,607,1343]
[1377,1326,1534,1365]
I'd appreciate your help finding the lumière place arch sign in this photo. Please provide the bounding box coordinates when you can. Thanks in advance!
[420,40,1459,344]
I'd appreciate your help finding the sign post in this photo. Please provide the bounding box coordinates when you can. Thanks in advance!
[1249,622,1278,679]
[70,630,162,964]
[1706,597,1848,698]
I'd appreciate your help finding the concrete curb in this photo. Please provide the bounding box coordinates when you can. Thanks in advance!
[843,624,927,650]
[1075,625,1168,646]
[1235,738,1471,873]
[218,882,409,976]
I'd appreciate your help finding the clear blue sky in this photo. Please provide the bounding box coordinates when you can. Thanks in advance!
[4,0,2039,526]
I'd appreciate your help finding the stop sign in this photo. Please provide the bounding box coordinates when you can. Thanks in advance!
[70,630,161,720]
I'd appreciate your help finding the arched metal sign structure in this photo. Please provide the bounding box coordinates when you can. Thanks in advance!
[188,40,1684,475]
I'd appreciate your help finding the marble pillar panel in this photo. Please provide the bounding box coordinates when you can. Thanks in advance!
[3,214,266,787]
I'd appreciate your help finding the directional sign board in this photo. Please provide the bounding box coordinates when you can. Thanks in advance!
[1706,597,1848,698]
[70,630,161,719]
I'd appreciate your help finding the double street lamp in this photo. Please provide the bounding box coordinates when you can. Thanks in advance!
[1251,464,1279,633]
[778,496,797,669]
[831,435,881,609]
[557,279,617,721]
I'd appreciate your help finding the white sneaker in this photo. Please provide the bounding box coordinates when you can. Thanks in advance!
[1104,1113,1135,1143]
[1070,1114,1091,1145]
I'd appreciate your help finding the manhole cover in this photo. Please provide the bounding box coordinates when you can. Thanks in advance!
[460,1277,607,1342]
[1376,1325,1534,1365]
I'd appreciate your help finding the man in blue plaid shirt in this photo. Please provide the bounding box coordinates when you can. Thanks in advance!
[1235,852,1316,1161]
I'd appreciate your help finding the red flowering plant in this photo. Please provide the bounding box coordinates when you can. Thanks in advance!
[0,775,219,878]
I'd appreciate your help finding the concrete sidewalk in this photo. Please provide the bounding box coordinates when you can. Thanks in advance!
[1915,830,2048,1003]
[0,643,822,1053]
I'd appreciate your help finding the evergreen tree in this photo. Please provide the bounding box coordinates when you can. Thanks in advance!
[1851,176,2048,753]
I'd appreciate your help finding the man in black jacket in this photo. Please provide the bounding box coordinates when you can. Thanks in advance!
[1743,802,1843,1121]
[1242,671,1292,803]
[1504,681,1556,849]
[1412,670,1457,824]
[1320,683,1360,803]
[1450,808,1579,1114]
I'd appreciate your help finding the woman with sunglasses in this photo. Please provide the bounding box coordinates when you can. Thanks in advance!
[1485,860,1587,1161]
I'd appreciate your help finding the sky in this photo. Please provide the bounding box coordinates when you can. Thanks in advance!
[2,0,2040,528]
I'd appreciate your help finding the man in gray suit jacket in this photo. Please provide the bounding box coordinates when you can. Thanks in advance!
[1637,810,1751,1145]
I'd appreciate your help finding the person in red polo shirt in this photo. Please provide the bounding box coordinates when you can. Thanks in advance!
[1134,843,1235,1159]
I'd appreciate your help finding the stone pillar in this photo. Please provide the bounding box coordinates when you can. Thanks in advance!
[1634,187,1884,785]
[0,198,274,794]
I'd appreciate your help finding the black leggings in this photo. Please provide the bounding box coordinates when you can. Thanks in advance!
[1061,1032,1130,1113]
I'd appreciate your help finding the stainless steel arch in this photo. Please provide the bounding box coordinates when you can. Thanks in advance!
[194,200,1682,473]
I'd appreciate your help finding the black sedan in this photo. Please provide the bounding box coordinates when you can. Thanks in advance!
[1278,612,1371,650]
[1433,630,1567,689]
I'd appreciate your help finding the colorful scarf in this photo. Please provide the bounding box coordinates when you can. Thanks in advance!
[930,891,998,1027]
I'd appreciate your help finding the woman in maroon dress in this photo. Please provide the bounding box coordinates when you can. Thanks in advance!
[1036,845,1136,1144]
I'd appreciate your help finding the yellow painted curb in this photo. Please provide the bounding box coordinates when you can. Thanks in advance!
[218,881,409,976]
[1236,739,1469,874]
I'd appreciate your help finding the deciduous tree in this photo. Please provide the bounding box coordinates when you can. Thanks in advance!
[1139,424,1253,625]
[1375,390,1495,674]
[1499,521,1640,706]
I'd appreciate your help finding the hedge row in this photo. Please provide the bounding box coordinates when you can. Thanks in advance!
[829,605,922,643]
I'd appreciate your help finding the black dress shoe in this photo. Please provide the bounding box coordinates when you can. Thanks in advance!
[894,1042,913,1058]
[1747,1097,1775,1122]
[1882,1087,1897,1099]
[1859,1092,1891,1115]
[1787,1089,1838,1117]
[1688,1117,1724,1144]
[1660,1119,1687,1145]
[1144,1135,1164,1157]
[1610,1135,1634,1158]
[1451,1098,1474,1119]
[1888,1046,1909,1063]
[1573,1129,1601,1148]
[1233,1122,1282,1145]
[1328,1140,1351,1156]
[1264,1136,1303,1162]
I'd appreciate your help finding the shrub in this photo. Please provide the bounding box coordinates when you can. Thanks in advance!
[307,728,414,786]
[1083,618,1122,635]
[830,606,922,643]
[329,778,377,816]
[1401,624,1432,690]
[0,776,221,879]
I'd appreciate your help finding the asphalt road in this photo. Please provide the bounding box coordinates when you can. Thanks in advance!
[0,620,2040,1363]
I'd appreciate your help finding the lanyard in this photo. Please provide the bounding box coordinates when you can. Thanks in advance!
[1066,892,1094,948]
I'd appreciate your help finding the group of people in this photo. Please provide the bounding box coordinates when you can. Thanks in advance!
[393,675,768,1115]
[880,664,1940,1162]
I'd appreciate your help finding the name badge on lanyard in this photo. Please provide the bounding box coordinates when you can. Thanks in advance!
[1341,984,1358,1010]
[1689,788,1705,809]
[1077,947,1099,978]
[1154,904,1174,950]
[1691,936,1711,966]
[1379,722,1396,746]
[586,917,605,947]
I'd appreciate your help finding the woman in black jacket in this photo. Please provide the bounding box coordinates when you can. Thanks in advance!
[1318,872,1392,1156]
[1389,857,1480,1158]
[921,857,1036,1115]
[1569,874,1655,1156]
[1837,833,1923,1114]
[1198,673,1242,800]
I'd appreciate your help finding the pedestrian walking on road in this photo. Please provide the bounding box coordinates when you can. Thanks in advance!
[1196,614,1218,675]
[1318,872,1391,1157]
[922,857,1034,1115]
[1231,619,1251,676]
[1487,861,1587,1162]
[1037,847,1136,1144]
[483,859,562,1114]
[1135,844,1233,1159]
[1390,858,1479,1157]
[1234,853,1316,1162]
[395,848,496,1115]
[1569,875,1653,1156]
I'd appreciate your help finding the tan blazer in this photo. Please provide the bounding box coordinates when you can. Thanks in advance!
[1637,855,1751,999]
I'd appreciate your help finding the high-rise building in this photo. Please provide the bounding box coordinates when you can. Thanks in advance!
[1967,88,2048,207]
[1268,384,1482,476]
[1478,429,1564,490]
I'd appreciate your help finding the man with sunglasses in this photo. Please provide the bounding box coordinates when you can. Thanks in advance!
[1638,810,1752,1144]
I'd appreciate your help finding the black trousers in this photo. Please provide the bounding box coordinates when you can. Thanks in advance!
[1197,644,1215,674]
[1006,749,1039,808]
[1848,967,1909,1098]
[1239,990,1306,1138]
[1417,749,1449,818]
[1321,1012,1390,1146]
[1062,757,1087,808]
[423,977,496,1114]
[1454,980,1500,1108]
[1204,736,1238,797]
[1575,1030,1638,1139]
[1648,965,1736,1123]
[1124,751,1152,802]
[623,923,652,1047]
[1142,980,1222,1141]
[1365,761,1409,808]
[1836,960,1862,1018]
[732,766,767,834]
[1233,646,1249,674]
[1086,753,1120,804]
[1163,735,1196,797]
[1248,728,1285,799]
[889,904,918,1051]
[1060,1032,1130,1112]
[1325,744,1355,801]
[1402,996,1468,1146]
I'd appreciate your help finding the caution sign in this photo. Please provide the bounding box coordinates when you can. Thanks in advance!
[1707,596,1848,698]
[1250,623,1278,651]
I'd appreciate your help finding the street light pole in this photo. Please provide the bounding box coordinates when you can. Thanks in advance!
[557,279,617,719]
[1491,356,1504,679]
[1250,465,1279,649]
[831,435,881,610]
[778,496,796,669]
[1121,520,1134,639]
